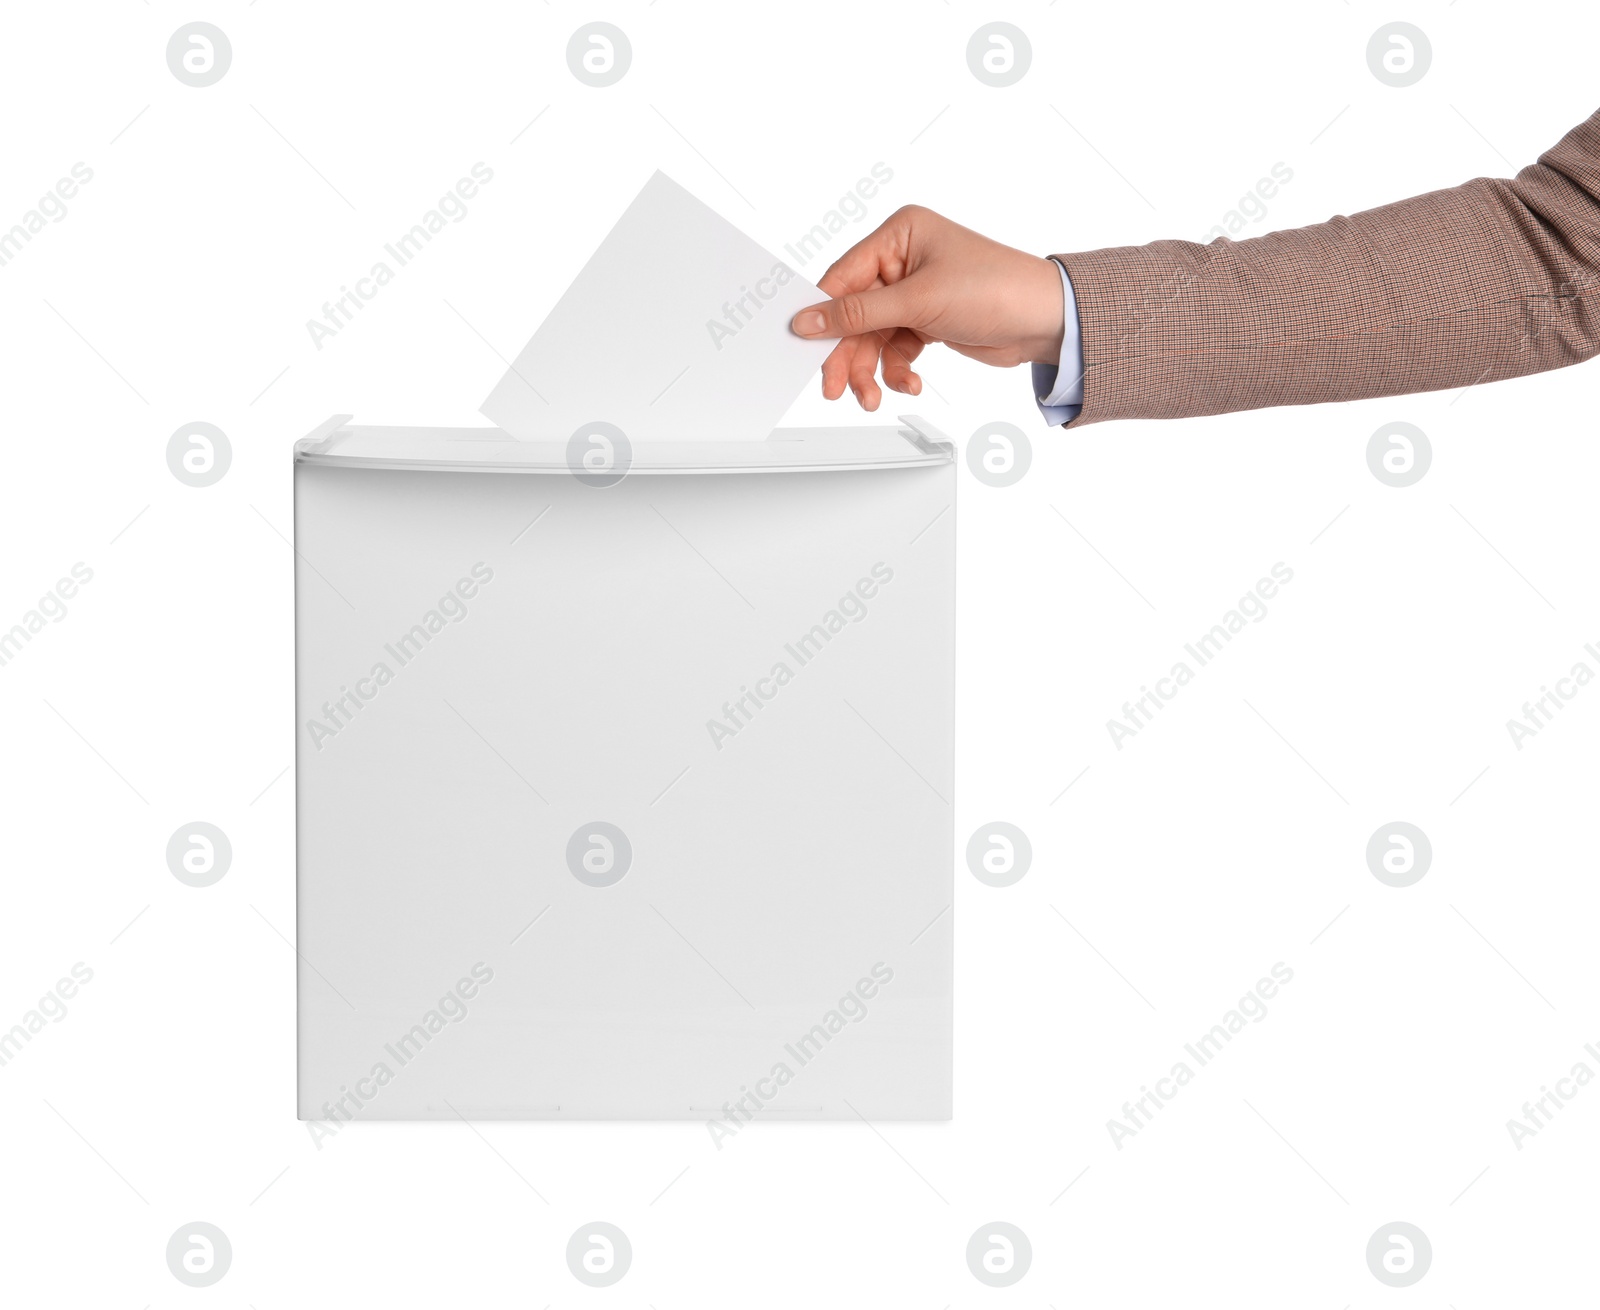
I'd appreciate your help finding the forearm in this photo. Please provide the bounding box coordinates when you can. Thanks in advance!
[1054,110,1600,426]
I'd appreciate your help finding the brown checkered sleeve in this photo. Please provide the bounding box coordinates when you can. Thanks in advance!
[1053,110,1600,426]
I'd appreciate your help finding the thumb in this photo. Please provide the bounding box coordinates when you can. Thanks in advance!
[791,283,918,341]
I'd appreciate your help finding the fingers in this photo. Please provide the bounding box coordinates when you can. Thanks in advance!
[819,330,925,409]
[820,338,856,401]
[878,328,925,395]
[798,206,932,406]
[848,337,883,411]
[791,277,920,343]
[815,210,914,299]
[820,329,926,407]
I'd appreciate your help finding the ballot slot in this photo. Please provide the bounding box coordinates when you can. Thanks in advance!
[292,418,954,474]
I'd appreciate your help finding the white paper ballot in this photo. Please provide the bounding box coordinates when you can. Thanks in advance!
[481,172,833,441]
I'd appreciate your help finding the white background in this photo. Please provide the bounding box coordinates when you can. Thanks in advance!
[3,1,1597,1304]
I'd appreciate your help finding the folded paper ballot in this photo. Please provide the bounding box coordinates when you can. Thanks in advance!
[481,172,833,441]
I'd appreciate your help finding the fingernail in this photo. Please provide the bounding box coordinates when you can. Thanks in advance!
[792,311,826,337]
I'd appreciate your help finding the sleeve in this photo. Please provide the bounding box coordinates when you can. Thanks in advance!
[1053,109,1600,427]
[1032,257,1084,426]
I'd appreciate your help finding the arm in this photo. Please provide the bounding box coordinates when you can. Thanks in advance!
[1060,110,1600,424]
[791,110,1600,426]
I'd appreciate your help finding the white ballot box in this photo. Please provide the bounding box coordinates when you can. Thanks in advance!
[294,417,955,1122]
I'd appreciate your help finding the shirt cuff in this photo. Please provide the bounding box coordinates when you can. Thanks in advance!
[1032,257,1084,425]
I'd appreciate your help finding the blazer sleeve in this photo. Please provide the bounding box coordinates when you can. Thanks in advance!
[1054,110,1600,426]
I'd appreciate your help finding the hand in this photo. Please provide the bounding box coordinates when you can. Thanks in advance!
[789,205,1065,410]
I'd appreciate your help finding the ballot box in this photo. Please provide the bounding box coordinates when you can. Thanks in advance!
[294,415,955,1122]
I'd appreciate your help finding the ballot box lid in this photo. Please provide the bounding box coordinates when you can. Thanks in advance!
[294,415,955,475]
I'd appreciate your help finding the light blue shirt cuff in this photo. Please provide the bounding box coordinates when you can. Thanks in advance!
[1032,257,1084,426]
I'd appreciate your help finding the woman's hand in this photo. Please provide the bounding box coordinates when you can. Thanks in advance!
[789,205,1065,410]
